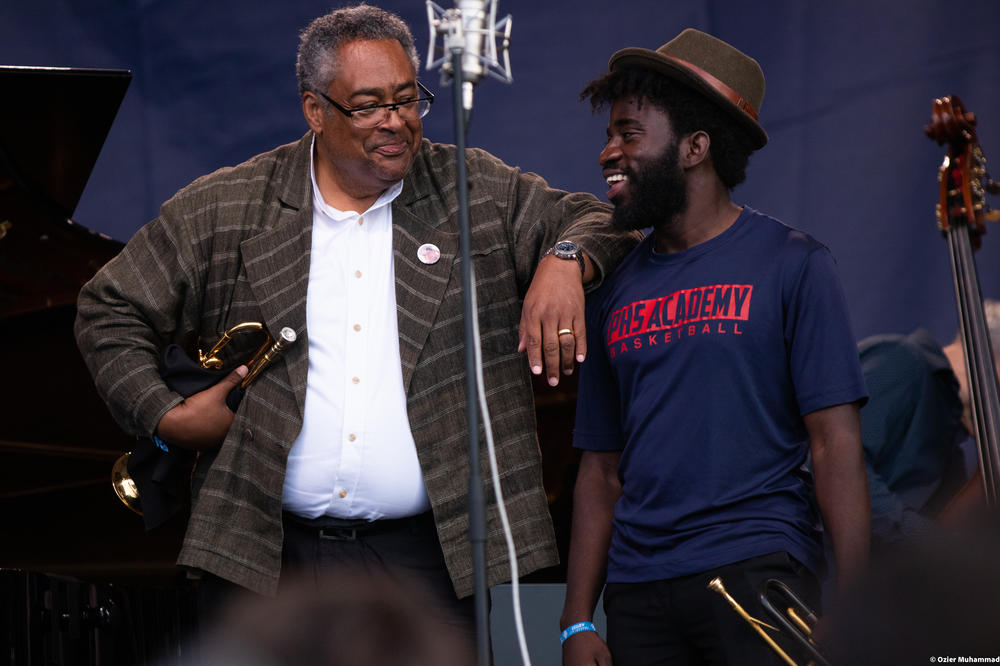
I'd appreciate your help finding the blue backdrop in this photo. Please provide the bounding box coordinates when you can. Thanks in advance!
[3,0,999,343]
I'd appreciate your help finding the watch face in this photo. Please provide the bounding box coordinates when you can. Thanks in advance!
[554,240,579,256]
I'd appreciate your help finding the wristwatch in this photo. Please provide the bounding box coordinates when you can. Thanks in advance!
[546,240,586,277]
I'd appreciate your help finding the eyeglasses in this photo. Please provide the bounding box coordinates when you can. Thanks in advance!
[318,81,434,129]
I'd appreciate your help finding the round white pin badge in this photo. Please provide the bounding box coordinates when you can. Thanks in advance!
[417,243,441,265]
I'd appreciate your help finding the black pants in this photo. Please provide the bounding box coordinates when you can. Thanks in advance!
[280,511,477,637]
[604,551,820,666]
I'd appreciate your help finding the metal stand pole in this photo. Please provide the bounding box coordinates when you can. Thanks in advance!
[450,47,491,666]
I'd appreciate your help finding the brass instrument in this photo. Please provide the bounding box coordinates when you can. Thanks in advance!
[111,323,297,514]
[758,578,828,666]
[238,325,297,388]
[111,454,141,514]
[707,576,829,666]
[197,321,271,370]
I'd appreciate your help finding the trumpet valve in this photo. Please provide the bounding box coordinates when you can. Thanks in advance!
[199,350,224,369]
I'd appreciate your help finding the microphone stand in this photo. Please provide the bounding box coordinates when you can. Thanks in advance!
[427,4,513,662]
[448,47,491,666]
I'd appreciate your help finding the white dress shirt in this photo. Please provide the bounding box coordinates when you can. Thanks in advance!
[281,146,431,520]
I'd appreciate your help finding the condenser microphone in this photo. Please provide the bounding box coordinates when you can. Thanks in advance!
[426,0,512,110]
[456,0,488,86]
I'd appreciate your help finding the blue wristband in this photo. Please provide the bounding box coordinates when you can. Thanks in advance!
[560,621,597,645]
[153,434,170,453]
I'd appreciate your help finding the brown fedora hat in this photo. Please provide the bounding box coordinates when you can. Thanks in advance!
[609,28,767,149]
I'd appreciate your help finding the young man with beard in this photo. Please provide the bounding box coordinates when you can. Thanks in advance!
[559,29,871,665]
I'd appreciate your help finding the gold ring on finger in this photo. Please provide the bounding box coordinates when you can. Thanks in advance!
[557,328,574,336]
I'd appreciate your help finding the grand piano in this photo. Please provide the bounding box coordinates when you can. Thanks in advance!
[0,66,199,665]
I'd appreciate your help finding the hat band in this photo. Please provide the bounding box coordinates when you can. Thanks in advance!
[664,54,758,121]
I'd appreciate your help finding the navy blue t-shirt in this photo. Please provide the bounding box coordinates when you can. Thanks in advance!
[574,207,867,583]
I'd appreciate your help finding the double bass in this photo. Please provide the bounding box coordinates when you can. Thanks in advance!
[925,95,1000,504]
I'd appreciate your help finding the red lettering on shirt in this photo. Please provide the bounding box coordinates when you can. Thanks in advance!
[607,284,752,344]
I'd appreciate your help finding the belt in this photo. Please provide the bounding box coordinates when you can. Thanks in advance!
[282,510,432,541]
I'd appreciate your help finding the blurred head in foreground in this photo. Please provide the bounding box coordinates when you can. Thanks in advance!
[823,508,1000,664]
[194,567,475,666]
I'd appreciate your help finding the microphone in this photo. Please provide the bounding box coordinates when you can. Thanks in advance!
[457,0,488,86]
[426,0,512,110]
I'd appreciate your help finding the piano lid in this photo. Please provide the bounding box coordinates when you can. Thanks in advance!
[0,66,131,220]
[0,66,131,316]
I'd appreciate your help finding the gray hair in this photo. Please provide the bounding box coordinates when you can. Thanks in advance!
[296,4,420,97]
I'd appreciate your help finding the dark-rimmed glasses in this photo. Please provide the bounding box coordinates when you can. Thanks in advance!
[318,81,434,129]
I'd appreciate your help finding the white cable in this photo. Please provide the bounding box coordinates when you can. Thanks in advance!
[468,263,532,666]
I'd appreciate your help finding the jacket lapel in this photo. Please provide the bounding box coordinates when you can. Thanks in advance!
[392,170,458,395]
[241,134,313,416]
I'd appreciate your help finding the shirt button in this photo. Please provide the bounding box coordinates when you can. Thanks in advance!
[348,433,356,441]
[358,216,364,226]
[355,269,362,278]
[353,324,361,332]
[338,489,347,498]
[352,376,360,384]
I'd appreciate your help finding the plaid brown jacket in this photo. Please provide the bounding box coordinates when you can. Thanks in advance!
[75,132,639,596]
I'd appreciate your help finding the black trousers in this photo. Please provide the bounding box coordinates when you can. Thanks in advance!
[604,551,820,666]
[280,511,477,637]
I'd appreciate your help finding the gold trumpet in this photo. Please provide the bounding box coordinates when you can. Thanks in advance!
[198,321,271,370]
[231,324,298,388]
[111,323,297,515]
[707,576,829,666]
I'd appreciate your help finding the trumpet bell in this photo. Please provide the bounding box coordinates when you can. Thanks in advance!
[111,452,142,515]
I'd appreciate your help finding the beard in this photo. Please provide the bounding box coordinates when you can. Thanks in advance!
[611,140,688,232]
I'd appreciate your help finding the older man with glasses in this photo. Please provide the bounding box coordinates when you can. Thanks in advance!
[75,3,639,634]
